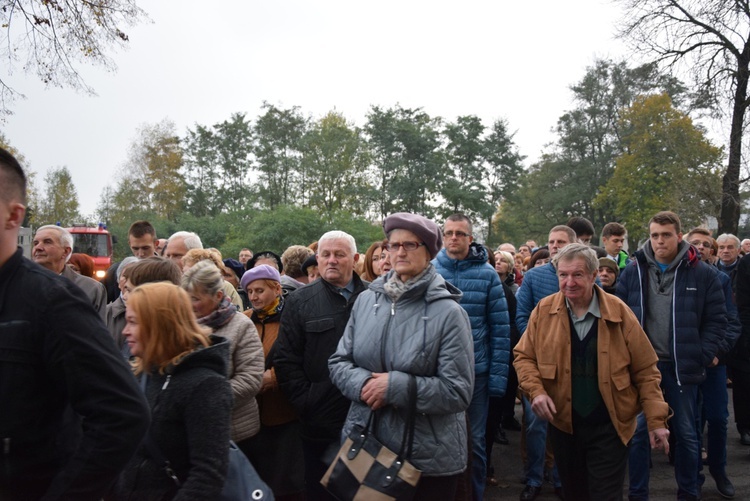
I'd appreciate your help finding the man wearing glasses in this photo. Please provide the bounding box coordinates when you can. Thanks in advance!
[686,228,741,498]
[433,213,511,501]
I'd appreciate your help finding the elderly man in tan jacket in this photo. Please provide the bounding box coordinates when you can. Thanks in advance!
[514,243,670,501]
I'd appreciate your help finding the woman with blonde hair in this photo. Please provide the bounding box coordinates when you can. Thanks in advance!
[494,250,518,294]
[181,261,264,454]
[182,248,243,310]
[112,282,232,499]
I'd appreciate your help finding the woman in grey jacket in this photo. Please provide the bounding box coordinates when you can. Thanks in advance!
[329,212,475,500]
[182,260,265,449]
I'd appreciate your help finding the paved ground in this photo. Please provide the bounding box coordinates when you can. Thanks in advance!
[484,392,749,500]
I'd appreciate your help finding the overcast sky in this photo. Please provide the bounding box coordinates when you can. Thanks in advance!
[2,0,630,217]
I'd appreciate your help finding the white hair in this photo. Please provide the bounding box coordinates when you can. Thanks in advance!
[117,256,140,282]
[717,233,741,248]
[318,230,357,255]
[36,225,74,263]
[168,231,203,251]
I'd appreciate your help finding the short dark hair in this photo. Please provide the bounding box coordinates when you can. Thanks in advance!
[601,222,626,238]
[566,216,595,238]
[444,213,473,235]
[129,220,156,239]
[649,211,681,234]
[0,147,27,205]
[128,257,182,286]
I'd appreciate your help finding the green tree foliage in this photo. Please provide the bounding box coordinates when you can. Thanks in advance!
[253,102,308,210]
[618,0,750,234]
[301,112,370,220]
[183,113,254,216]
[364,105,443,219]
[0,0,147,115]
[596,94,722,242]
[38,166,81,225]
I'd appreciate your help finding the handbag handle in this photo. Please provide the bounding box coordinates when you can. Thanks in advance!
[366,374,417,461]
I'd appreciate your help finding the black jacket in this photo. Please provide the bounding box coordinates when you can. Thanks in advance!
[112,336,233,501]
[274,274,367,441]
[0,248,150,500]
[731,254,750,371]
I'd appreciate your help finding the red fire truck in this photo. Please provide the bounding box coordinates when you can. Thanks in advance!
[66,223,116,280]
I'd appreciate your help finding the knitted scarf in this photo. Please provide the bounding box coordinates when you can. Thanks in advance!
[197,295,236,330]
[383,265,431,303]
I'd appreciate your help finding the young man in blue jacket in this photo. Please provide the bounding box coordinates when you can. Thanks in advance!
[617,212,727,501]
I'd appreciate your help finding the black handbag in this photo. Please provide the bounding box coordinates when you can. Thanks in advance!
[321,375,421,501]
[140,374,275,501]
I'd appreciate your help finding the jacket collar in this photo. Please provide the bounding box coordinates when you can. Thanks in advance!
[548,285,623,323]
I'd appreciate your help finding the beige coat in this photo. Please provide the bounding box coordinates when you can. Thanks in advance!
[213,313,264,441]
[513,286,669,445]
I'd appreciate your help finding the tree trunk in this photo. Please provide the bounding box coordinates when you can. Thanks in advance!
[719,52,749,235]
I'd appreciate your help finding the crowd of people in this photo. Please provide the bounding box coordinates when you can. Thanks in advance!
[1,144,749,501]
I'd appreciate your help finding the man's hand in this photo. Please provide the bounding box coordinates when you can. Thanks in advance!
[530,394,556,421]
[361,372,389,410]
[709,356,719,368]
[649,428,670,455]
[260,369,274,393]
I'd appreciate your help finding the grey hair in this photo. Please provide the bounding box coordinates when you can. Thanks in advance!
[181,260,223,297]
[168,231,203,251]
[548,225,578,244]
[318,230,357,255]
[716,233,741,248]
[117,256,140,282]
[553,243,598,275]
[36,224,74,263]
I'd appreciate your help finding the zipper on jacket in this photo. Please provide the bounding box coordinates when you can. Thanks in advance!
[672,262,683,387]
[162,375,172,390]
[426,415,440,445]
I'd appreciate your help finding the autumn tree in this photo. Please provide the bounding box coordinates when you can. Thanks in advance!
[0,0,147,115]
[109,119,185,224]
[596,93,722,242]
[618,0,750,234]
[38,166,81,224]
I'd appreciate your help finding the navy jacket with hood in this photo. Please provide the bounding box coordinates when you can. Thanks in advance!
[616,242,727,385]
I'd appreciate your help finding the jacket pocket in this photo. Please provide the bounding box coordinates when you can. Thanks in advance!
[305,318,335,334]
[611,369,638,422]
[539,363,556,380]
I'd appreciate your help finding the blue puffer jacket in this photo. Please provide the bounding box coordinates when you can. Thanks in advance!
[433,243,510,397]
[615,244,727,385]
[516,262,559,335]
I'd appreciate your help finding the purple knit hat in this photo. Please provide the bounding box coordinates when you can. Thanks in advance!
[240,264,281,291]
[383,212,443,259]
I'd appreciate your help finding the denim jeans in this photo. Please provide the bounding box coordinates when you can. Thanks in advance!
[468,375,488,501]
[628,361,700,500]
[522,395,561,488]
[698,364,729,481]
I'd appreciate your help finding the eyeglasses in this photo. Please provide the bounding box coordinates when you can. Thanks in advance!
[444,231,470,238]
[689,240,712,248]
[385,241,425,252]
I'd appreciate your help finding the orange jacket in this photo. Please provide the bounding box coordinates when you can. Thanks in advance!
[513,286,669,445]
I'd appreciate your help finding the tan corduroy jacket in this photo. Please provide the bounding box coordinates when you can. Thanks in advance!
[513,286,669,445]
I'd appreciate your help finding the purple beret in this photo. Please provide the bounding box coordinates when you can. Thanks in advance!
[240,264,281,291]
[383,212,443,259]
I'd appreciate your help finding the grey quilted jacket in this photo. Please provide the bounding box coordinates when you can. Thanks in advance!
[329,265,475,476]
